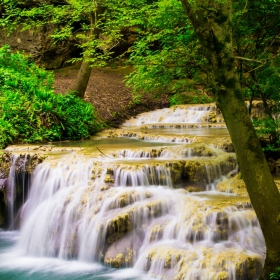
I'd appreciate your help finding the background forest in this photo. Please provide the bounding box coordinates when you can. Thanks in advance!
[0,0,279,152]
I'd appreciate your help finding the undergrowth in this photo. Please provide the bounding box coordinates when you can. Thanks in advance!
[170,92,213,106]
[270,267,280,280]
[0,45,101,149]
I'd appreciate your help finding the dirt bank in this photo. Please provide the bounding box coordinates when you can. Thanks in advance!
[54,64,169,127]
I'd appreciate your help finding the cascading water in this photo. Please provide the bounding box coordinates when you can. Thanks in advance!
[0,104,266,280]
[7,155,18,227]
[122,104,220,126]
[6,154,31,229]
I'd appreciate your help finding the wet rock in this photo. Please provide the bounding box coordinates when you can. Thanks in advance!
[209,111,218,123]
[169,162,185,184]
[107,190,148,209]
[104,232,140,268]
[0,179,7,188]
[104,174,114,183]
[217,174,248,196]
[215,139,234,152]
[6,145,83,153]
[184,182,205,192]
[145,245,263,280]
[217,174,280,196]
[182,155,237,184]
[104,199,167,244]
[0,152,12,180]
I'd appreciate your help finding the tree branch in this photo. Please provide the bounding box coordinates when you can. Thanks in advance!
[234,56,264,64]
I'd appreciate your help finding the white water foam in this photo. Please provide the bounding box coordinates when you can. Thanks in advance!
[1,151,263,280]
[123,105,217,126]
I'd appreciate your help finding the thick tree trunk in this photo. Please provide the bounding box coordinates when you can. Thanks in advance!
[180,1,280,278]
[71,4,104,99]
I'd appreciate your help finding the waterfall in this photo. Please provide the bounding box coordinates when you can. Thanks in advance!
[6,154,31,229]
[0,104,267,280]
[7,151,264,279]
[7,155,18,227]
[123,105,218,126]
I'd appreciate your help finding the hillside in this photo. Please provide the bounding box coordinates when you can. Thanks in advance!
[54,64,170,127]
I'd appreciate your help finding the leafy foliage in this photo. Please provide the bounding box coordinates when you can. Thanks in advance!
[270,267,280,280]
[0,0,279,150]
[0,45,101,148]
[125,0,280,147]
[253,117,280,152]
[232,0,280,150]
[124,0,205,99]
[0,0,127,67]
[170,92,213,106]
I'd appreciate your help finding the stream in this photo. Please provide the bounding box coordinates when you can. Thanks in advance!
[0,104,267,280]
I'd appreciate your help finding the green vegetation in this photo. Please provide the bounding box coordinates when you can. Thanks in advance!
[123,0,280,152]
[169,92,213,106]
[233,0,280,153]
[270,267,280,280]
[0,45,101,149]
[125,0,203,96]
[253,117,280,153]
[0,0,137,98]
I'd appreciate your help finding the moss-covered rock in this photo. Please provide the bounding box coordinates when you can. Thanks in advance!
[105,199,165,240]
[104,232,139,268]
[145,245,263,280]
[217,174,280,196]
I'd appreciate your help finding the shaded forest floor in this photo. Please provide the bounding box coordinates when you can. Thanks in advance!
[54,64,169,127]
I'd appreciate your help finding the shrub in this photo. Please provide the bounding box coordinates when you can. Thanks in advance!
[270,267,280,280]
[0,45,101,148]
[170,92,213,106]
[253,117,280,153]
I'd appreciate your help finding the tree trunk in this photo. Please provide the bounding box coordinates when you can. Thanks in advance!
[72,58,92,99]
[180,1,280,278]
[71,4,104,99]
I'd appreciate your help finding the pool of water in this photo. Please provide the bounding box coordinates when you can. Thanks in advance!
[54,137,179,149]
[0,231,150,280]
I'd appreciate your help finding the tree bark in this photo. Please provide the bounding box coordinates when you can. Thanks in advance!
[180,0,280,278]
[72,58,92,99]
[71,3,104,99]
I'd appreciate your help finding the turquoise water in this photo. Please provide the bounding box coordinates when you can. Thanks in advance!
[0,230,148,280]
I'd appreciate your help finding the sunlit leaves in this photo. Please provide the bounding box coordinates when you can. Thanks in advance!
[0,46,101,148]
[125,0,204,96]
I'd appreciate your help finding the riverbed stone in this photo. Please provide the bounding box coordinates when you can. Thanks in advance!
[217,174,280,196]
[104,232,140,268]
[146,245,263,280]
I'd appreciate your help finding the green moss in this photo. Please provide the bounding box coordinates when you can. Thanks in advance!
[224,77,236,89]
